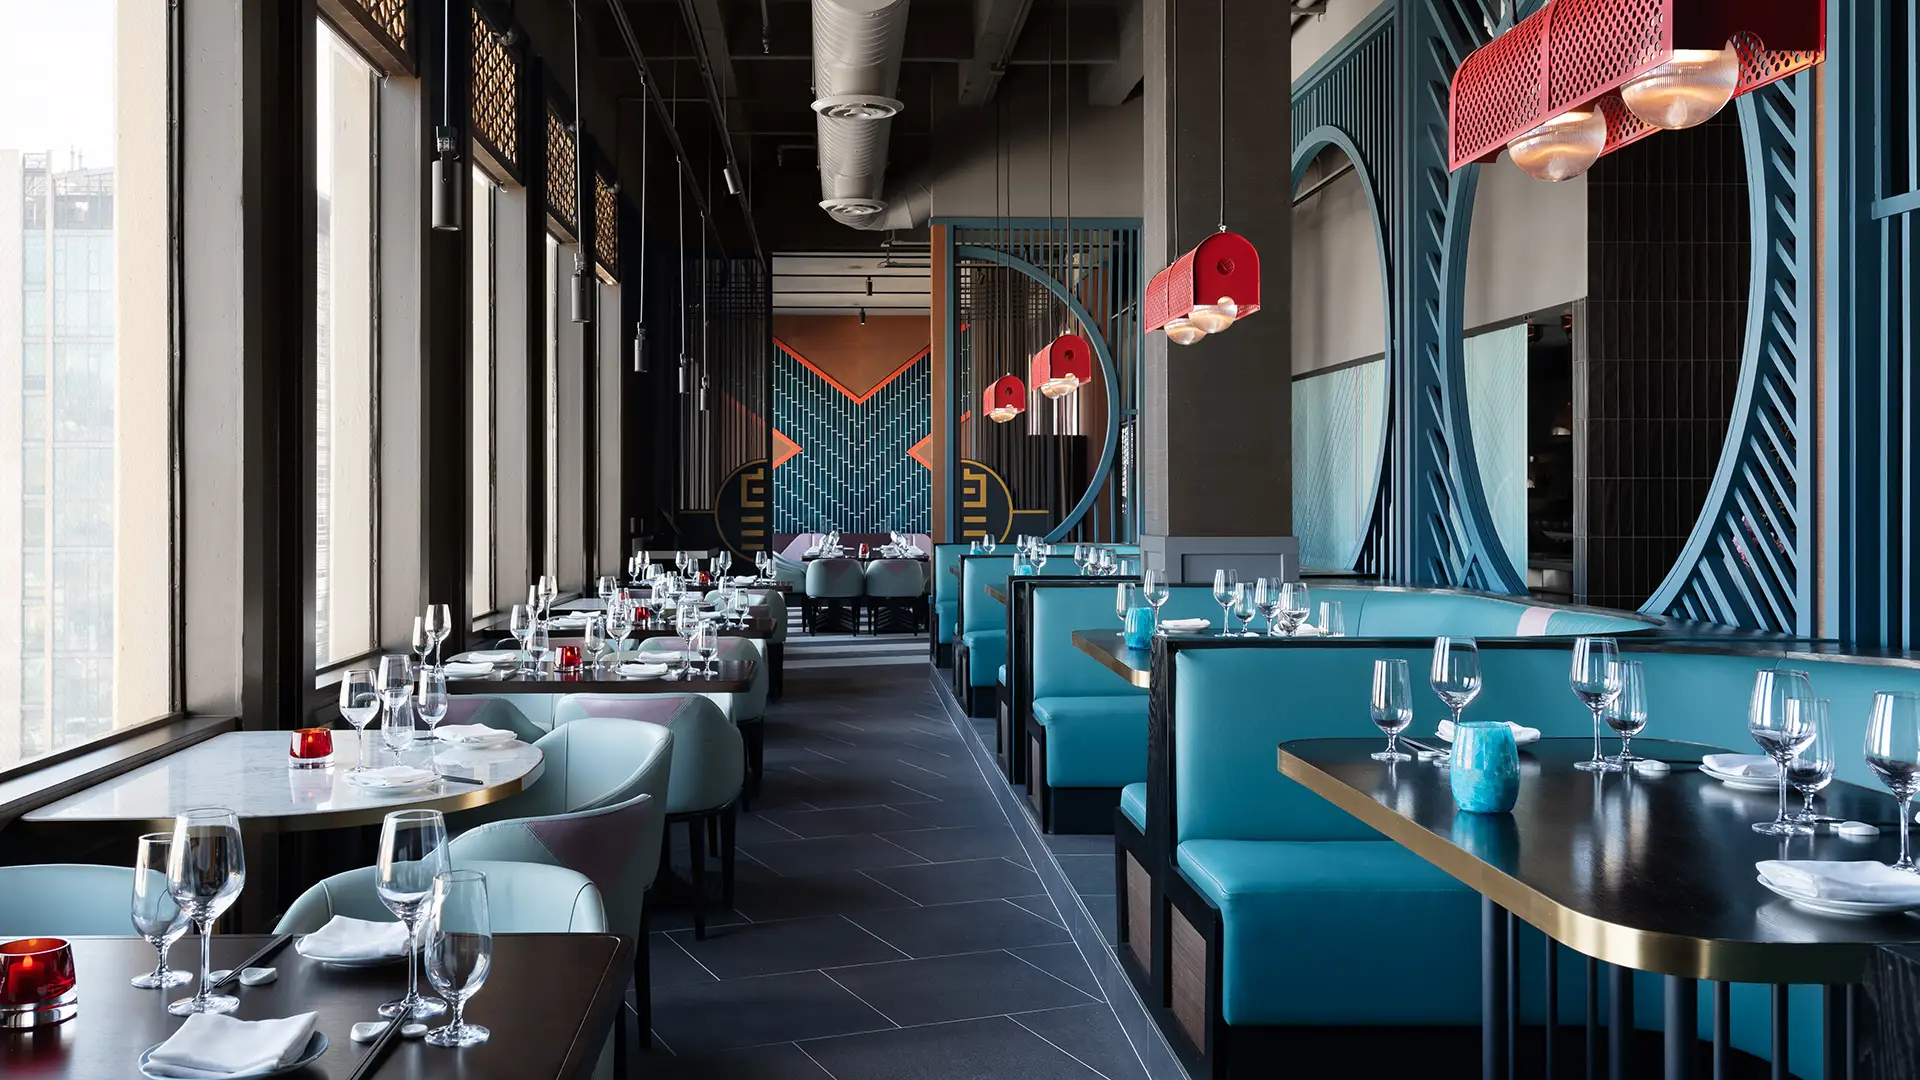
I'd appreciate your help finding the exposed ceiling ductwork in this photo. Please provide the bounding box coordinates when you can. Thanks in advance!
[813,0,923,230]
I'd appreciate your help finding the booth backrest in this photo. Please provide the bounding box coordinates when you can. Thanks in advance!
[932,544,967,609]
[1030,584,1219,700]
[1299,586,1659,639]
[959,555,1016,635]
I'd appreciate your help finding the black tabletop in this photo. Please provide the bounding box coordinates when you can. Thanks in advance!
[1277,737,1920,984]
[448,658,757,695]
[0,934,627,1080]
[1072,630,1152,687]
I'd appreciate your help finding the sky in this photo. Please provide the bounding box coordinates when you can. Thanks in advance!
[0,0,118,167]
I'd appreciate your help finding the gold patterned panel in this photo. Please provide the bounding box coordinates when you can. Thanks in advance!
[593,173,618,280]
[471,7,518,181]
[361,0,407,51]
[546,108,578,237]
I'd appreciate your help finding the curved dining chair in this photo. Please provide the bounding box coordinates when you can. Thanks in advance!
[446,715,674,858]
[0,864,138,937]
[632,636,768,807]
[441,696,544,743]
[275,860,607,935]
[803,557,864,633]
[862,558,926,635]
[551,693,742,939]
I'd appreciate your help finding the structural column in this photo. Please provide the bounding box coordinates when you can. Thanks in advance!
[1139,0,1296,581]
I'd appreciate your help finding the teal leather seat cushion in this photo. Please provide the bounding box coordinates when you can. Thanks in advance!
[1177,839,1479,1027]
[1119,783,1146,832]
[934,599,958,643]
[1031,695,1149,788]
[960,630,1004,685]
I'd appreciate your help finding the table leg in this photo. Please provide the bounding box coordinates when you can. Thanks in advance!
[1664,975,1697,1080]
[1586,959,1601,1080]
[1770,984,1789,1080]
[1545,942,1558,1076]
[1821,985,1853,1080]
[1482,897,1511,1080]
[1609,964,1634,1080]
[1505,916,1518,1078]
[1711,982,1730,1080]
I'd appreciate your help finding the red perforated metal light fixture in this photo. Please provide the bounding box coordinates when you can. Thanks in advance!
[984,375,1026,424]
[1144,231,1262,345]
[1029,334,1093,400]
[1448,0,1824,176]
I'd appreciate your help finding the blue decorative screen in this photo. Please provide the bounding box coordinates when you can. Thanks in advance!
[772,348,932,534]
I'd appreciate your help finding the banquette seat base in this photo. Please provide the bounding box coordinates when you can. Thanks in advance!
[1027,695,1147,834]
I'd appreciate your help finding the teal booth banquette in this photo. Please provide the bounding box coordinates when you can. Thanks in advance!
[929,542,968,667]
[1123,628,1914,1080]
[953,553,1015,716]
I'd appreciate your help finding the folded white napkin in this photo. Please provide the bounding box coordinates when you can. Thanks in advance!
[732,576,757,585]
[442,661,492,678]
[434,724,519,747]
[1436,719,1542,745]
[295,915,410,961]
[1757,860,1920,904]
[1159,618,1211,632]
[550,613,591,626]
[619,662,671,678]
[1704,753,1778,778]
[144,1012,319,1079]
[344,765,437,789]
[1294,624,1328,637]
[467,650,518,663]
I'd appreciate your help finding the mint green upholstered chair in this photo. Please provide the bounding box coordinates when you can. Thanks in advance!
[0,864,139,937]
[275,860,607,935]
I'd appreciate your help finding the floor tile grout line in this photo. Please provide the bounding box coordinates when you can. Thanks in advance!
[854,867,928,908]
[658,927,727,984]
[793,1039,844,1080]
[818,967,906,1030]
[999,947,1108,1005]
[1006,1010,1123,1080]
[1003,894,1071,931]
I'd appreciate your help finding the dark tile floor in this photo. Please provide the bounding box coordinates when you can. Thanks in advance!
[636,657,1153,1080]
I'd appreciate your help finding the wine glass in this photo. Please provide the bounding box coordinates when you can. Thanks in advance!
[415,668,449,768]
[410,616,432,670]
[1033,544,1051,572]
[165,807,245,1016]
[1114,582,1132,627]
[716,550,733,576]
[1430,637,1482,765]
[755,550,771,579]
[980,533,997,554]
[597,575,617,608]
[377,810,450,1019]
[425,604,452,666]
[1569,637,1625,773]
[340,669,380,774]
[425,870,493,1047]
[1253,578,1283,636]
[1786,698,1834,828]
[675,551,690,574]
[583,615,610,671]
[1212,569,1239,637]
[1279,582,1311,636]
[526,623,551,677]
[730,588,753,630]
[537,575,559,621]
[1602,659,1648,767]
[1073,543,1090,575]
[130,833,192,988]
[1866,691,1920,870]
[1370,658,1414,762]
[1230,583,1257,636]
[378,654,413,758]
[1142,569,1170,632]
[508,604,534,672]
[693,620,720,678]
[1750,668,1817,835]
[606,602,635,657]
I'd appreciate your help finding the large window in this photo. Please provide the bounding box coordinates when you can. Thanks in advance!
[314,19,376,666]
[469,167,494,614]
[0,1,174,771]
[543,233,560,579]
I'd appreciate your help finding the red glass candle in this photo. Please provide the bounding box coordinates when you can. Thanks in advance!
[0,938,78,1028]
[859,543,870,559]
[557,645,583,671]
[288,726,335,769]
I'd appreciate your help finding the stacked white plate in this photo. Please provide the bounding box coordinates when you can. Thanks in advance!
[1701,753,1780,792]
[1755,860,1920,917]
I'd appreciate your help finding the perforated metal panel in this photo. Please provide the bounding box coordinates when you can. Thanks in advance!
[593,173,618,281]
[361,0,408,49]
[471,6,519,181]
[545,108,578,239]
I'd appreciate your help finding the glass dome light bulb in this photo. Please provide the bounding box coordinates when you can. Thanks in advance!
[1188,297,1239,334]
[1040,375,1081,399]
[988,404,1021,423]
[1620,47,1740,131]
[1164,316,1207,346]
[1506,109,1608,183]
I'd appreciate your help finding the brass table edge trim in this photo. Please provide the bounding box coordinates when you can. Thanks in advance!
[1275,745,1877,985]
[1073,630,1152,689]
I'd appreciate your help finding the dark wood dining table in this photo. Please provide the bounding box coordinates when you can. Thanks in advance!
[0,934,629,1080]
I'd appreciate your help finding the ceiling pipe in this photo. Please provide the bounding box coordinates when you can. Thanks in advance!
[813,0,915,228]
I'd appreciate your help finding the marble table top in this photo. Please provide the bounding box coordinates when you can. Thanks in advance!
[22,730,543,832]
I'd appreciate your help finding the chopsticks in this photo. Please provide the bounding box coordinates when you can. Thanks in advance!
[209,933,292,990]
[347,1013,406,1080]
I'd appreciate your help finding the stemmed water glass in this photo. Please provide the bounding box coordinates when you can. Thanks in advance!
[1253,578,1283,636]
[415,668,449,766]
[1279,582,1311,636]
[1230,583,1257,636]
[598,576,617,608]
[583,616,610,671]
[1786,698,1835,828]
[716,550,733,576]
[606,600,635,658]
[1114,582,1131,627]
[1569,637,1625,773]
[1212,570,1239,637]
[130,833,192,988]
[1142,569,1170,632]
[425,604,451,667]
[526,623,551,676]
[537,575,559,623]
[1865,690,1920,869]
[425,870,493,1047]
[1074,544,1091,575]
[1370,658,1414,762]
[1750,668,1817,835]
[693,621,720,678]
[1602,659,1648,767]
[1033,544,1051,572]
[165,807,245,1016]
[755,550,772,579]
[1430,637,1482,765]
[509,604,534,672]
[980,533,997,555]
[730,588,753,630]
[340,669,380,774]
[377,810,450,1019]
[410,617,432,671]
[378,654,414,759]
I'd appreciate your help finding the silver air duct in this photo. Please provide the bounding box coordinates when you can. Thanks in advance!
[812,0,914,228]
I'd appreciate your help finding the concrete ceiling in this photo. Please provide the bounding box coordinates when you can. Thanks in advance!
[771,250,932,315]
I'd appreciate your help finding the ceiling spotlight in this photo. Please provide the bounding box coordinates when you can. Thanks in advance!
[859,308,867,326]
[723,164,743,196]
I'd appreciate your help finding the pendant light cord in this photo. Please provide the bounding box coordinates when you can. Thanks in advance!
[571,0,583,264]
[638,79,647,328]
[1216,0,1226,231]
[441,0,451,130]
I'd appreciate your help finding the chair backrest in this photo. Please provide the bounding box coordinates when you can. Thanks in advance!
[931,544,967,608]
[0,864,136,937]
[805,557,865,598]
[454,717,672,838]
[1028,582,1219,700]
[551,693,742,817]
[633,636,769,723]
[959,555,1016,635]
[447,792,654,940]
[863,558,925,598]
[1291,585,1658,638]
[443,697,544,743]
[274,860,607,935]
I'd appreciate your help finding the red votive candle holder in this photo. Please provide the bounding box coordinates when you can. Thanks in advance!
[859,543,870,559]
[288,726,335,769]
[0,938,78,1028]
[557,645,583,672]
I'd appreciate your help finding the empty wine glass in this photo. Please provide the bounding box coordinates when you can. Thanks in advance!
[1750,668,1817,835]
[730,588,753,629]
[1212,569,1239,637]
[1602,659,1648,766]
[1253,578,1283,635]
[425,604,452,666]
[980,533,997,554]
[378,654,413,757]
[538,575,559,621]
[425,870,493,1047]
[606,601,635,657]
[693,621,720,678]
[1865,690,1920,870]
[1371,658,1414,762]
[1115,582,1131,627]
[339,669,379,774]
[410,616,432,670]
[716,550,733,576]
[1033,544,1051,572]
[1142,569,1170,632]
[1279,582,1311,636]
[1230,583,1257,636]
[526,623,551,677]
[508,604,534,672]
[584,615,610,671]
[415,668,449,768]
[378,809,450,1019]
[1430,637,1483,765]
[165,807,246,1016]
[1569,637,1625,773]
[597,575,617,608]
[1786,698,1834,828]
[130,833,191,988]
[1074,543,1091,575]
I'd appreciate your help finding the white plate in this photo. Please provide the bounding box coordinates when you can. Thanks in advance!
[1755,874,1920,917]
[438,731,518,748]
[618,664,670,680]
[467,651,519,663]
[342,771,440,794]
[293,938,411,968]
[140,1031,329,1078]
[1703,766,1781,793]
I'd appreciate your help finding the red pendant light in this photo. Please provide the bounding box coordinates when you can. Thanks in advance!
[1146,231,1261,345]
[1029,334,1093,400]
[1449,0,1824,179]
[984,375,1026,424]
